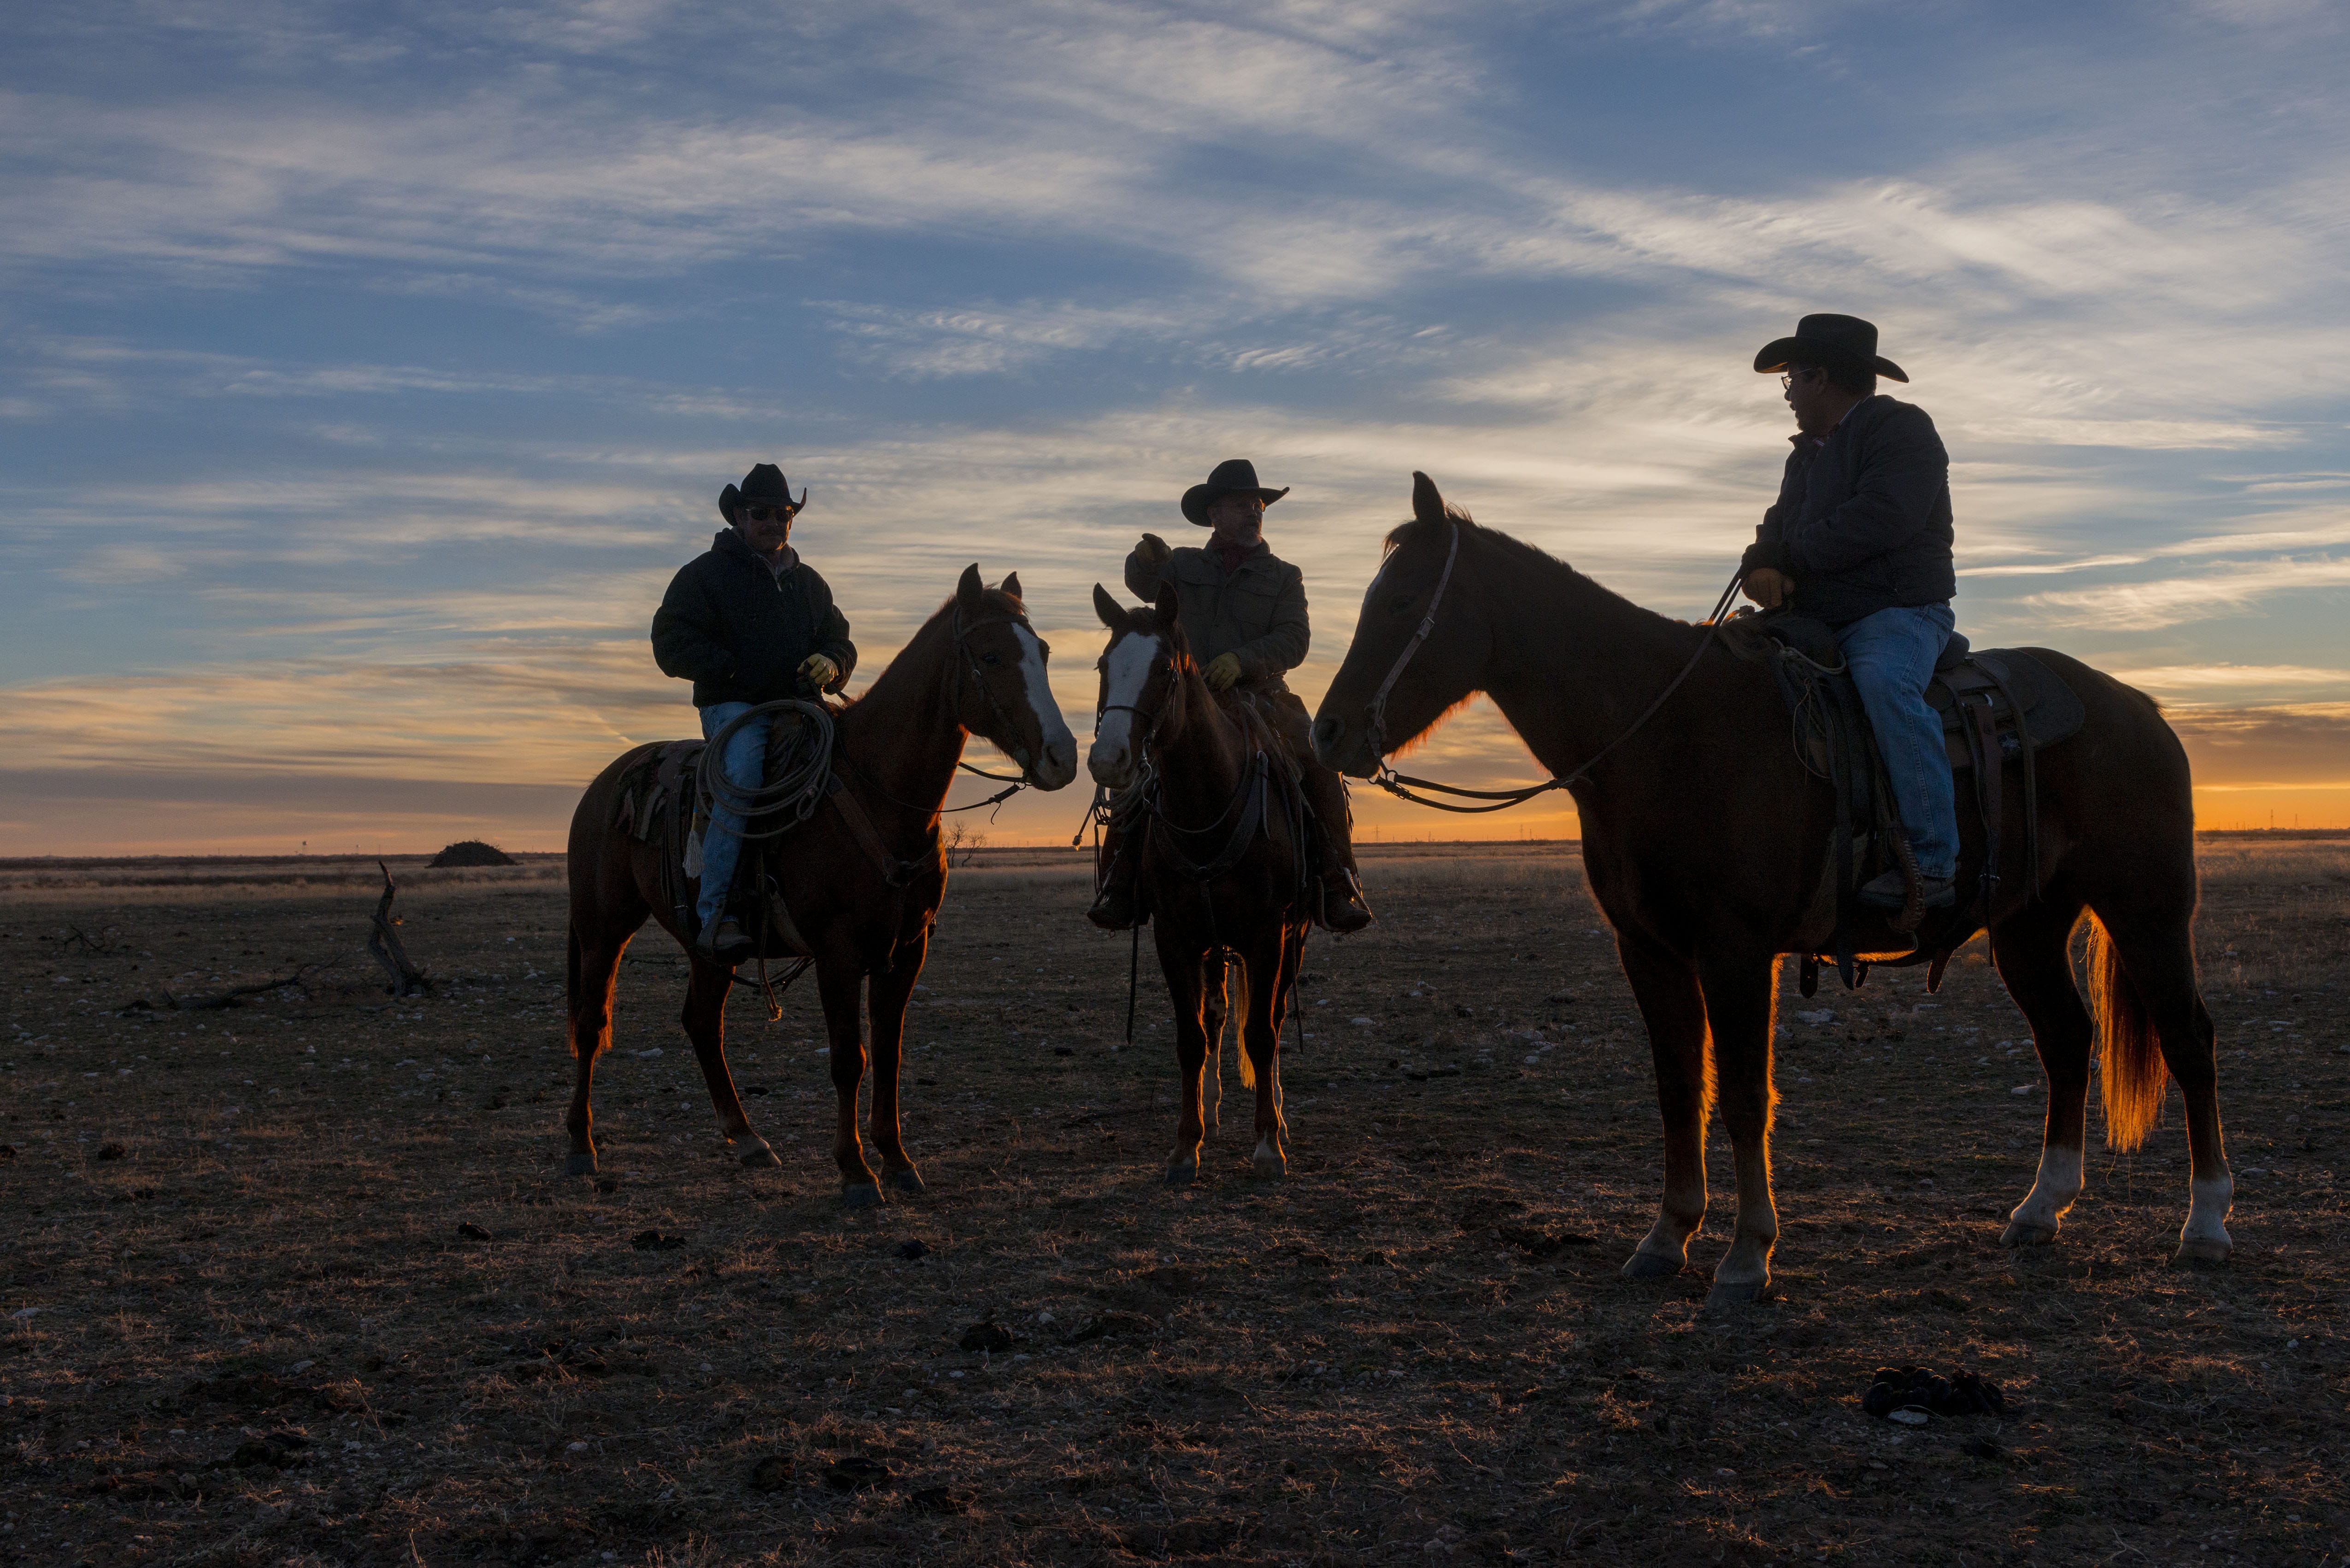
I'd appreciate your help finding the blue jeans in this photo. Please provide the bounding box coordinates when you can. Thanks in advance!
[695,701,770,928]
[1836,604,1959,880]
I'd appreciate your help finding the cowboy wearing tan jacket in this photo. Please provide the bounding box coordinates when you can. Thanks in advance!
[1090,458,1372,934]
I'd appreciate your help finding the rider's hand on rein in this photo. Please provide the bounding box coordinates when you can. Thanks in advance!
[1742,567,1792,611]
[799,652,840,689]
[1204,652,1244,692]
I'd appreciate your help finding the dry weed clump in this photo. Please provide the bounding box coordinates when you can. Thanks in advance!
[0,838,2343,1565]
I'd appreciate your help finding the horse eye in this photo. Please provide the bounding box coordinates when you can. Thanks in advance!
[1387,593,1415,614]
[981,653,1002,667]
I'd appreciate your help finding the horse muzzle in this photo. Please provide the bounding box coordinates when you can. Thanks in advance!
[1031,736,1079,791]
[1311,711,1380,779]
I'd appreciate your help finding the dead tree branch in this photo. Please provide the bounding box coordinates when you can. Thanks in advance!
[367,860,432,998]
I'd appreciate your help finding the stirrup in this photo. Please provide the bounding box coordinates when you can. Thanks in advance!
[1318,867,1373,933]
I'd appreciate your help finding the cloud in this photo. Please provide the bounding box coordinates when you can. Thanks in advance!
[2021,558,2350,629]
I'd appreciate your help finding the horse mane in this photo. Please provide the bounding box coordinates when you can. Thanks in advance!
[1383,507,1698,634]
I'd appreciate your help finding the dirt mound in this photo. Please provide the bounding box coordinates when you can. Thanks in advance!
[428,840,517,868]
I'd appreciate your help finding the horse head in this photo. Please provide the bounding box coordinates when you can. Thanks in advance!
[1311,471,1494,778]
[952,563,1077,790]
[1087,580,1194,792]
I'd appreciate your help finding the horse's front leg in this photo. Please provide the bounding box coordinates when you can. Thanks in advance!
[681,953,778,1169]
[1616,926,1711,1280]
[562,922,629,1178]
[865,923,930,1197]
[815,951,882,1208]
[1241,928,1301,1180]
[1696,949,1781,1305]
[1203,957,1228,1137]
[1156,922,1211,1187]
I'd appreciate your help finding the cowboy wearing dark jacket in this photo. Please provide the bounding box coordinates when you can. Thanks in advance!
[652,463,856,959]
[1740,314,1960,914]
[1088,458,1373,934]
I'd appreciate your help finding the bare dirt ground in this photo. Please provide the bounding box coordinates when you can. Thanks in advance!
[3,838,2345,1566]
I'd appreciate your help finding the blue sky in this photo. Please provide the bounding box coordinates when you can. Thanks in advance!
[4,0,2347,853]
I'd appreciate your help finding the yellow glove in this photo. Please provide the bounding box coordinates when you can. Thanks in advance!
[1136,532,1171,565]
[799,652,840,689]
[1203,652,1244,691]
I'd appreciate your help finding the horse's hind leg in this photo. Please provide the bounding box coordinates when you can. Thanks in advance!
[1988,895,2093,1248]
[682,955,778,1169]
[865,923,930,1196]
[817,952,883,1208]
[2095,902,2232,1265]
[1616,928,1711,1281]
[1203,957,1228,1137]
[564,921,634,1178]
[1697,947,1780,1305]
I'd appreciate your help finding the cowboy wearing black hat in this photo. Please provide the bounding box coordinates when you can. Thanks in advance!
[1741,314,1960,915]
[1088,458,1373,934]
[652,463,858,959]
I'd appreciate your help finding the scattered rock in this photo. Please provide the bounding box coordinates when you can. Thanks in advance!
[911,1483,975,1515]
[428,840,517,868]
[896,1239,930,1261]
[230,1431,313,1469]
[822,1456,893,1492]
[959,1321,1014,1353]
[1062,1311,1158,1345]
[457,1222,492,1240]
[594,1178,618,1194]
[0,1144,17,1163]
[1862,1365,2008,1420]
[630,1230,687,1252]
[748,1454,793,1492]
[1052,1046,1074,1057]
[94,1142,127,1162]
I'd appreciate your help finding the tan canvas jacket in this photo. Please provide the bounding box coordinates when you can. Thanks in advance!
[1123,542,1310,687]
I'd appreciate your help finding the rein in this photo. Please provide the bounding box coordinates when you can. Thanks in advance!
[1365,524,1746,814]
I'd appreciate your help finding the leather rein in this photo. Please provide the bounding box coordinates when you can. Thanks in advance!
[1362,521,1745,814]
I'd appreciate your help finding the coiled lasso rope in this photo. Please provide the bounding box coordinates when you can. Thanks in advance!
[695,699,836,841]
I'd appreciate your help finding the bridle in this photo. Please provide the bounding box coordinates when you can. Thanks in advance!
[1362,520,1461,761]
[948,607,1046,791]
[1354,520,1743,814]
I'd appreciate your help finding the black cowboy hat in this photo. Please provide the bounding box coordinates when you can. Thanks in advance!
[1180,458,1291,528]
[1752,313,1909,383]
[718,462,807,526]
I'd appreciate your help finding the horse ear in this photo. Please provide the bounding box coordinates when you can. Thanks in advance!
[1154,581,1181,628]
[1093,582,1124,629]
[999,570,1022,600]
[1411,471,1446,527]
[956,563,983,609]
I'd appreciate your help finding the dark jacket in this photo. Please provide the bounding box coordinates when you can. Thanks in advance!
[651,529,857,708]
[1124,540,1309,688]
[1740,395,1956,628]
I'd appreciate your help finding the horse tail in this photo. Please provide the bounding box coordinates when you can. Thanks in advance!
[1227,956,1256,1091]
[2086,912,2167,1151]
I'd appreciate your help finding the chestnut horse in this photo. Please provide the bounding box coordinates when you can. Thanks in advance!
[1313,474,2230,1304]
[1088,582,1312,1186]
[563,566,1077,1207]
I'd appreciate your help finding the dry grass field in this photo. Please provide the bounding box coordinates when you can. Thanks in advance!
[3,836,2345,1567]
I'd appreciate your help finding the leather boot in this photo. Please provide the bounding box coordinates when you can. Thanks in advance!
[1086,822,1145,931]
[1298,755,1374,933]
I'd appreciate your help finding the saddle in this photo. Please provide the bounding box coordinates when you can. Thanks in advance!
[610,708,852,964]
[1719,611,2087,992]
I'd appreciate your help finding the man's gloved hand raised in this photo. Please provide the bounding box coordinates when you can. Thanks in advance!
[799,652,840,690]
[1135,532,1171,566]
[1203,652,1244,692]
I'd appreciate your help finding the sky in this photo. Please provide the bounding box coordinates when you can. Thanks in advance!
[3,0,2347,855]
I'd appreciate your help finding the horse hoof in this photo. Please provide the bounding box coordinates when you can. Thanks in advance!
[1704,1279,1768,1309]
[2172,1240,2232,1269]
[1999,1222,2059,1249]
[563,1153,597,1178]
[1621,1252,1684,1281]
[737,1142,781,1169]
[840,1183,885,1211]
[887,1168,925,1196]
[1251,1157,1286,1180]
[1164,1164,1198,1188]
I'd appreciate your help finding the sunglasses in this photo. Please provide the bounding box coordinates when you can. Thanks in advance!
[741,505,793,523]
